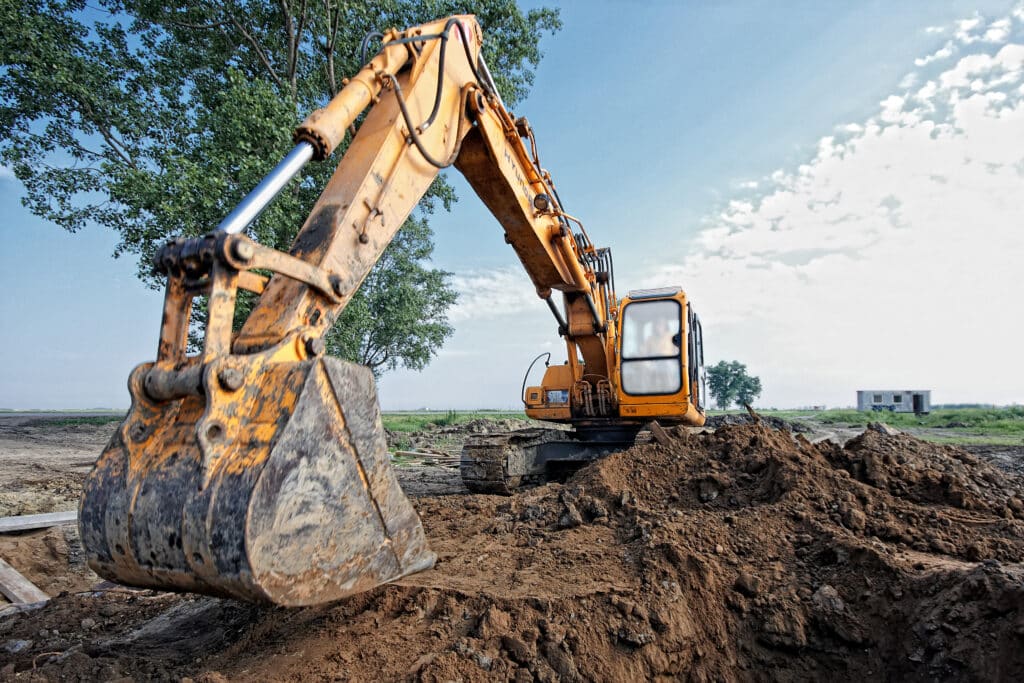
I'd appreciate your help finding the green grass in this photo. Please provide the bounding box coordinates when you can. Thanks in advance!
[710,407,1024,445]
[381,410,527,433]
[910,433,1024,447]
[24,407,1022,447]
[430,409,460,428]
[806,407,1024,432]
[32,414,125,427]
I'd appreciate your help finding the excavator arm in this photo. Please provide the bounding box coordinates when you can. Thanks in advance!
[234,15,614,385]
[80,15,619,606]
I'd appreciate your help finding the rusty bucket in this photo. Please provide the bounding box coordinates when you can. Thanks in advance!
[79,357,434,606]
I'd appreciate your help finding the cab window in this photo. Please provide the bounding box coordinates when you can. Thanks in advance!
[620,299,682,395]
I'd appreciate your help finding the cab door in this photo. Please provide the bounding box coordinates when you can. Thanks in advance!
[687,305,705,411]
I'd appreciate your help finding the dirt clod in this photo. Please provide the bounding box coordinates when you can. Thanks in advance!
[734,570,762,596]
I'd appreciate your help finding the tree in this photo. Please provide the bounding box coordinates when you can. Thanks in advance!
[326,216,457,377]
[735,372,762,408]
[706,361,762,410]
[0,0,561,373]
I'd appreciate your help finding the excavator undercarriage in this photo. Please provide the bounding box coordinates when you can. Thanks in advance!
[459,425,647,495]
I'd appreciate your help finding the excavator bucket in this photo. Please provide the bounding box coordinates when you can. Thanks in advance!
[79,357,435,606]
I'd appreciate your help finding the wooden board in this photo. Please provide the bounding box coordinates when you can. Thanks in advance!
[647,420,674,446]
[0,556,49,604]
[0,510,77,534]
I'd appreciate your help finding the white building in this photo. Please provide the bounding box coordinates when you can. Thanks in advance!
[856,390,931,414]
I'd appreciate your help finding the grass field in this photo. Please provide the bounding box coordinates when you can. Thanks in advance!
[381,410,527,433]
[32,414,125,427]
[753,407,1024,445]
[16,407,1023,447]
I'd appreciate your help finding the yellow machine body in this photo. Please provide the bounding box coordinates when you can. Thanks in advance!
[525,288,705,427]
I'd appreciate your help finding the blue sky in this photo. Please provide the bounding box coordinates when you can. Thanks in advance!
[2,1,1023,409]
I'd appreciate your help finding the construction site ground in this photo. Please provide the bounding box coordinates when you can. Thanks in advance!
[1,411,1023,681]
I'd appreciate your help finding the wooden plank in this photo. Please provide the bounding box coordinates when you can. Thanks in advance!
[0,556,49,604]
[0,510,77,534]
[647,420,674,447]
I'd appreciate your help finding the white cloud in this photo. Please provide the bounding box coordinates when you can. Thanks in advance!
[915,43,955,67]
[898,72,919,89]
[878,94,910,124]
[0,166,15,181]
[955,17,984,44]
[645,16,1024,407]
[925,25,946,35]
[984,18,1012,43]
[449,267,541,322]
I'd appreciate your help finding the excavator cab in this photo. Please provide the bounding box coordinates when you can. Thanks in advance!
[616,288,705,424]
[523,287,705,426]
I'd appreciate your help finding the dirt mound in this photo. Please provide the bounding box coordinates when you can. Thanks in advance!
[837,427,1022,513]
[963,444,1024,476]
[3,424,1024,681]
[704,413,812,433]
[0,526,97,599]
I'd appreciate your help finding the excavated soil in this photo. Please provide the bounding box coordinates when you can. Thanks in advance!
[0,416,107,517]
[3,422,1024,681]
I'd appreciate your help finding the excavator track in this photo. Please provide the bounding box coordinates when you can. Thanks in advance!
[460,427,635,494]
[460,428,560,494]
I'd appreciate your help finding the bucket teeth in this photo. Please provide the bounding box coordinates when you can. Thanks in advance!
[79,358,435,606]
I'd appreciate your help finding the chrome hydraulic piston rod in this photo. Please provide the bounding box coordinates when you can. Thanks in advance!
[215,141,315,234]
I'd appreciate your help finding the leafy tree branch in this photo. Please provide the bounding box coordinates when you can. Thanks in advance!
[1,0,561,374]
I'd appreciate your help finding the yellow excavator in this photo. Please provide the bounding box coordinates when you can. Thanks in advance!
[79,15,706,607]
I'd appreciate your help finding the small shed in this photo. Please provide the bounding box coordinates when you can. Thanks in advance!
[856,390,931,414]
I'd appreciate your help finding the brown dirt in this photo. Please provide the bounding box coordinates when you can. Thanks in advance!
[0,526,96,599]
[2,421,1024,681]
[962,444,1024,476]
[0,416,110,517]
